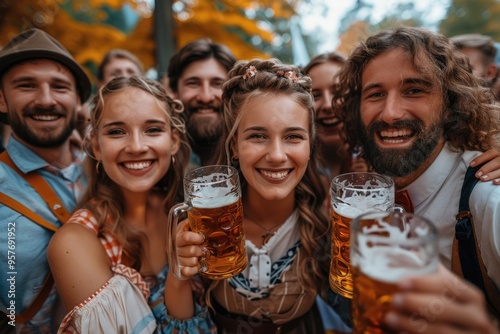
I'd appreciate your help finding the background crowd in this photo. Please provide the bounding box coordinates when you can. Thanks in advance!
[0,23,499,334]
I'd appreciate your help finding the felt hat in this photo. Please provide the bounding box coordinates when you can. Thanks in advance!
[0,28,91,104]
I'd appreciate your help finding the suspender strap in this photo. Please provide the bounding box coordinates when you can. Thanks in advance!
[0,151,70,222]
[0,151,69,323]
[452,164,500,320]
[0,194,58,232]
[0,193,57,323]
[454,165,484,289]
[15,274,54,324]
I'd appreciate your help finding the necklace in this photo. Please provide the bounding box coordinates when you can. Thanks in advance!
[246,216,284,244]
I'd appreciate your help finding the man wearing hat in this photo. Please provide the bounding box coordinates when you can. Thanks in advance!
[0,28,91,333]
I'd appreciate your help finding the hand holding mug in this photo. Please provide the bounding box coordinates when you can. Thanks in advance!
[172,219,204,280]
[167,165,248,280]
[384,264,499,334]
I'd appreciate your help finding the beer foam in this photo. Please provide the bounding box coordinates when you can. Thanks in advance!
[357,246,436,282]
[333,194,392,214]
[333,203,364,219]
[192,188,239,209]
[353,220,436,283]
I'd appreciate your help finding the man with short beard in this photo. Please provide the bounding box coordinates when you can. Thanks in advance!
[0,29,91,333]
[167,38,236,168]
[334,27,500,322]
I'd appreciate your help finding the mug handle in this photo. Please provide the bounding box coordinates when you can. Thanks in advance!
[167,202,190,280]
[393,205,405,213]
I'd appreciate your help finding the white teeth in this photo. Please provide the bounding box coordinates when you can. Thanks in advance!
[384,138,404,144]
[380,129,411,138]
[123,161,152,170]
[261,170,289,179]
[322,117,339,125]
[32,115,59,121]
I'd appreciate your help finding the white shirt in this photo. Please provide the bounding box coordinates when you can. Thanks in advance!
[405,143,500,286]
[244,210,300,292]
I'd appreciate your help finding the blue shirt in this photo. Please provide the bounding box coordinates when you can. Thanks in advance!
[0,136,86,326]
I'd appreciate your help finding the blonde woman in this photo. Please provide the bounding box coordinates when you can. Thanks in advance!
[175,59,340,333]
[48,76,216,333]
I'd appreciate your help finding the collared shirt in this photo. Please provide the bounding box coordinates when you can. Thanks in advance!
[405,143,500,286]
[0,136,87,330]
[235,210,300,299]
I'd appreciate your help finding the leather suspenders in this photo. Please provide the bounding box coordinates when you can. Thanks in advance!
[0,151,71,323]
[451,164,500,320]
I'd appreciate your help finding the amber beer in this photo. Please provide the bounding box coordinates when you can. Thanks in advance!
[168,165,247,281]
[189,195,247,279]
[329,172,395,299]
[351,212,438,334]
[329,205,359,298]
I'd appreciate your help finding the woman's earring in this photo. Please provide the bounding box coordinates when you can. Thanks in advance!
[96,160,101,174]
[231,155,239,165]
[172,155,176,165]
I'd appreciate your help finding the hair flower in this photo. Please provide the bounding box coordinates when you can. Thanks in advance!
[284,70,299,83]
[244,65,257,79]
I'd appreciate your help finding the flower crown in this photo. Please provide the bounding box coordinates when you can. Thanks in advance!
[243,65,300,83]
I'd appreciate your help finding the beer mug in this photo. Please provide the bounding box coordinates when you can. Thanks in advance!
[167,165,248,280]
[329,172,394,298]
[351,211,438,334]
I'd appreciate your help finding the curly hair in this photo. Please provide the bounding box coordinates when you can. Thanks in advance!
[213,58,331,297]
[80,76,191,270]
[333,27,500,155]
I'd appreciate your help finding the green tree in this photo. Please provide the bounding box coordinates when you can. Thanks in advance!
[337,0,448,55]
[439,0,500,40]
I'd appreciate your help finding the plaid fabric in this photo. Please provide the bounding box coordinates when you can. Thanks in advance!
[62,209,217,333]
[44,148,87,201]
[66,209,149,299]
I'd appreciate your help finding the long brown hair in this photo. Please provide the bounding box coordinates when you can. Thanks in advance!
[334,27,500,155]
[80,76,190,270]
[214,58,330,297]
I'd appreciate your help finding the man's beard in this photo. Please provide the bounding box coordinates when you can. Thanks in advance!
[360,118,443,177]
[186,117,222,147]
[8,105,76,148]
[185,102,223,147]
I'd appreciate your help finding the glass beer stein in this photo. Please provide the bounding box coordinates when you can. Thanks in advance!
[351,211,438,334]
[329,172,394,298]
[167,165,248,280]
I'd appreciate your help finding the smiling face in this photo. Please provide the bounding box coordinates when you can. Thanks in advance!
[309,61,343,149]
[176,58,228,147]
[359,48,445,179]
[0,59,80,148]
[233,94,311,203]
[92,87,180,196]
